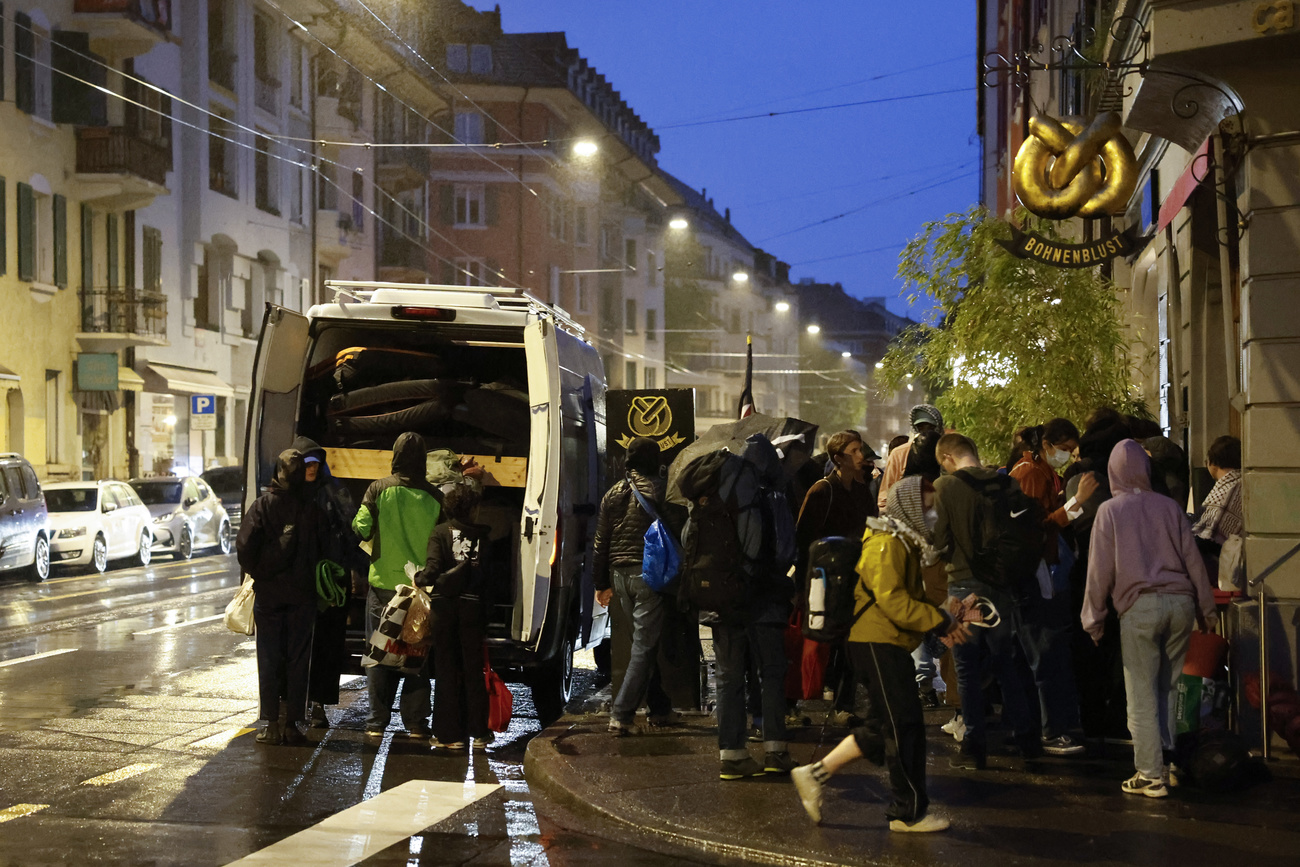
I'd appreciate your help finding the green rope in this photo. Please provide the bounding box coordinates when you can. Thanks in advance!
[315,559,347,611]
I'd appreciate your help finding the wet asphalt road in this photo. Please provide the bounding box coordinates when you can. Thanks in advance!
[0,555,706,867]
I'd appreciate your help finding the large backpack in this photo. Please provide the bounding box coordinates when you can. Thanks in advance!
[954,469,1044,594]
[802,536,870,642]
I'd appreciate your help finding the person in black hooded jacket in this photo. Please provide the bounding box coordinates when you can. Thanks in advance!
[236,448,327,745]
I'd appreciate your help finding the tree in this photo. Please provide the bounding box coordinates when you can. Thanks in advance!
[877,205,1146,460]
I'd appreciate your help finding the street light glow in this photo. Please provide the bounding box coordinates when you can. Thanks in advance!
[732,271,749,283]
[774,301,790,313]
[163,415,177,426]
[669,217,689,230]
[841,351,851,358]
[806,324,820,335]
[573,139,598,157]
[874,361,884,369]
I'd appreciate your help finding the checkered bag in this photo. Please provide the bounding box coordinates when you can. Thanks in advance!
[361,583,430,673]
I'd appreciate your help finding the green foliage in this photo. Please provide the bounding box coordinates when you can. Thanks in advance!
[877,205,1143,460]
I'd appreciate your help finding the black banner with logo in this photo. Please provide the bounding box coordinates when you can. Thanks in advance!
[996,225,1150,269]
[605,389,695,473]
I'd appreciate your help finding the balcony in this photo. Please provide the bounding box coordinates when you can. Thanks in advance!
[255,75,280,114]
[71,0,172,60]
[76,288,169,351]
[317,210,358,261]
[75,126,171,211]
[378,234,431,283]
[375,146,430,193]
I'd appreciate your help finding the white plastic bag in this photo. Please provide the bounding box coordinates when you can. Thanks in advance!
[1218,534,1245,592]
[224,578,255,635]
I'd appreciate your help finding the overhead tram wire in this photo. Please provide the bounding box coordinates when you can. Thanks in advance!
[792,242,912,266]
[733,160,973,209]
[657,87,976,130]
[261,0,541,197]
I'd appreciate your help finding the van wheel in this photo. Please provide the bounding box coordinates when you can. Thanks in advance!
[531,638,575,726]
[28,535,50,582]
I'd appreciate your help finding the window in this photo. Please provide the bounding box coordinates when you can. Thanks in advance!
[209,109,237,198]
[452,258,486,286]
[454,183,485,226]
[646,251,657,286]
[207,0,235,90]
[470,44,493,74]
[625,360,637,389]
[625,299,637,334]
[21,466,41,500]
[644,367,657,389]
[288,42,304,109]
[17,182,57,287]
[290,166,304,223]
[254,135,278,214]
[575,207,589,245]
[253,11,279,113]
[646,308,657,342]
[575,274,592,313]
[45,370,61,463]
[143,226,162,293]
[446,44,468,73]
[15,12,52,120]
[454,111,484,144]
[625,238,637,272]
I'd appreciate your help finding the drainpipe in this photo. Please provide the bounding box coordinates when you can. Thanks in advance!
[1212,133,1242,413]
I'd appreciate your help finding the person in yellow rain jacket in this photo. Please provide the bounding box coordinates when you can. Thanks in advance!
[790,475,968,834]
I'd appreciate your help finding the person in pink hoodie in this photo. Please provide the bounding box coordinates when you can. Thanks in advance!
[1083,439,1218,798]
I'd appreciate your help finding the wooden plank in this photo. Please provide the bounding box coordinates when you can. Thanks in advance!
[325,447,527,488]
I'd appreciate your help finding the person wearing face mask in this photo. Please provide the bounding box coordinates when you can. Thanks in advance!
[791,475,969,833]
[1009,419,1097,757]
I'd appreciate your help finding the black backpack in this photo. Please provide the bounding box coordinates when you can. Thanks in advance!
[802,536,870,642]
[954,469,1044,593]
[677,450,751,617]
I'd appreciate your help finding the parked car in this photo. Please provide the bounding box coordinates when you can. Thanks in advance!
[201,465,244,529]
[130,476,233,560]
[45,480,154,572]
[0,453,52,582]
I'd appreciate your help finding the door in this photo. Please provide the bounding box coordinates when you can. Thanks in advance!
[517,318,561,646]
[193,478,217,543]
[243,304,310,519]
[100,486,127,558]
[0,468,24,570]
[115,483,148,553]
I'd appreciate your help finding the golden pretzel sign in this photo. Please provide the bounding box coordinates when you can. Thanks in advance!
[1013,112,1138,220]
[628,395,673,438]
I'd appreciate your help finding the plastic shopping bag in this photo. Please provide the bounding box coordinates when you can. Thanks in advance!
[485,647,513,732]
[224,578,255,635]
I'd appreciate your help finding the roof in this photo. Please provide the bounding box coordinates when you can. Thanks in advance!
[656,168,755,249]
[795,281,915,337]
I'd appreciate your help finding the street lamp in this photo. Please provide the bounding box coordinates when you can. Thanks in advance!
[806,324,820,335]
[841,350,851,358]
[874,361,884,369]
[732,271,749,283]
[774,301,790,313]
[668,217,689,230]
[573,139,598,157]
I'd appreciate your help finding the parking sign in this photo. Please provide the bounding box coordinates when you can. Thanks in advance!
[191,394,217,431]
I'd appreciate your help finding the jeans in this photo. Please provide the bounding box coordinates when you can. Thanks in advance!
[1120,592,1195,779]
[949,582,1036,753]
[1016,565,1082,738]
[610,566,671,723]
[430,594,488,742]
[253,598,316,724]
[849,642,929,823]
[365,587,432,731]
[714,612,788,756]
[911,642,946,694]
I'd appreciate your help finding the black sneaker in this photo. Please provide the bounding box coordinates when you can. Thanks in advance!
[950,740,986,770]
[747,725,763,743]
[763,751,797,774]
[1042,734,1086,756]
[719,756,766,780]
[919,688,941,709]
[309,702,330,729]
[647,711,685,729]
[282,723,308,746]
[256,722,283,745]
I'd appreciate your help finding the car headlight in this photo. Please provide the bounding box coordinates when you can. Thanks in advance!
[59,527,87,538]
[153,511,177,524]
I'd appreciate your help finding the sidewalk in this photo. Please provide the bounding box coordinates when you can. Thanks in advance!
[526,699,1300,867]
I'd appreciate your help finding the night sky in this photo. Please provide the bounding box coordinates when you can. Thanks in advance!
[465,0,980,322]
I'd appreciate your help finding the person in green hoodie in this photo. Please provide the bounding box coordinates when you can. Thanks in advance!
[353,432,443,739]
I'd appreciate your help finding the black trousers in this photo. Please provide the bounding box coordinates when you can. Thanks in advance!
[430,594,489,742]
[308,602,350,706]
[254,598,316,724]
[848,642,929,823]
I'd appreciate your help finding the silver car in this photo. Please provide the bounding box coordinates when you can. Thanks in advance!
[130,476,233,560]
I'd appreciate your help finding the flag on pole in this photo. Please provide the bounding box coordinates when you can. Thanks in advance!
[738,334,755,419]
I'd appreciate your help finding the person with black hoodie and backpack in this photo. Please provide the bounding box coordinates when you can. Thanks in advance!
[237,449,328,746]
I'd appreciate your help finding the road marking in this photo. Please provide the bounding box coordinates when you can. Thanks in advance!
[168,568,231,581]
[133,614,226,635]
[0,648,78,668]
[0,804,49,824]
[223,780,501,866]
[189,727,257,748]
[80,763,160,787]
[34,587,113,602]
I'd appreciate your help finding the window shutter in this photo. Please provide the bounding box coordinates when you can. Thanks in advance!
[106,212,119,291]
[17,182,34,282]
[440,184,455,225]
[0,176,6,276]
[53,194,67,289]
[81,205,94,291]
[485,184,499,226]
[14,13,34,116]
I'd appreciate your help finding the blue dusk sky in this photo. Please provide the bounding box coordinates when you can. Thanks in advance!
[466,0,981,322]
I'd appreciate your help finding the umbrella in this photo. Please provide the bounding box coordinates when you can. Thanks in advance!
[667,412,818,504]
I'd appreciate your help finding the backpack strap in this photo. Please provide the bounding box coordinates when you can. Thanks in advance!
[627,476,663,523]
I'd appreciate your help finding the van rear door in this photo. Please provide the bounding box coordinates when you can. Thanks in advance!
[517,318,561,646]
[243,305,310,516]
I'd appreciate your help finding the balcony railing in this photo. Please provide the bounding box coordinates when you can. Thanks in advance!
[76,126,172,186]
[254,75,280,113]
[74,0,172,35]
[375,146,430,191]
[79,288,168,339]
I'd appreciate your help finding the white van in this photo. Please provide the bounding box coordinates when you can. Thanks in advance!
[243,282,608,720]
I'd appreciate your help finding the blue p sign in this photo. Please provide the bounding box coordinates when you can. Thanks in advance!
[191,395,216,415]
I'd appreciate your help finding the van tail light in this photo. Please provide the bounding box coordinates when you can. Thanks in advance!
[391,306,457,321]
[549,518,561,573]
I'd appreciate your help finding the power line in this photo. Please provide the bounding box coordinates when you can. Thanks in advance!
[731,160,973,209]
[657,87,976,130]
[791,242,909,266]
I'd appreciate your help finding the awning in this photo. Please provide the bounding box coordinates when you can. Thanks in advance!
[0,364,18,390]
[144,363,234,398]
[118,366,145,392]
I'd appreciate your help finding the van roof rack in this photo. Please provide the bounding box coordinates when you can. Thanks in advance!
[323,280,585,337]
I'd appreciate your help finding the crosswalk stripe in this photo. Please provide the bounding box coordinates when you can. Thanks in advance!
[0,648,78,668]
[0,804,49,824]
[222,780,501,866]
[80,763,160,787]
[133,614,225,635]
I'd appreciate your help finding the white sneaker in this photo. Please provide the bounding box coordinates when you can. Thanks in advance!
[1163,764,1181,788]
[941,713,966,743]
[1121,772,1168,798]
[791,765,823,824]
[889,814,950,833]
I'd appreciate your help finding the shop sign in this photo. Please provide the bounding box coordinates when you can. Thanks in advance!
[996,225,1149,269]
[75,353,119,391]
[191,394,217,431]
[606,389,694,464]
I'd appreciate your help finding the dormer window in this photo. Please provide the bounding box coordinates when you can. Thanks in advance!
[470,44,492,74]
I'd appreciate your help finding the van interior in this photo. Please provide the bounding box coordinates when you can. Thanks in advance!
[300,320,531,641]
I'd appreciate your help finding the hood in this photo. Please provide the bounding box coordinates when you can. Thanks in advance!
[270,449,305,494]
[1143,435,1185,468]
[1108,439,1152,495]
[391,432,428,481]
[738,433,784,487]
[1079,414,1131,465]
[292,435,327,462]
[878,475,940,567]
[910,403,944,432]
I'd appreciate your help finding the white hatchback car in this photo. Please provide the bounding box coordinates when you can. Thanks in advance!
[46,481,155,572]
[130,476,232,560]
